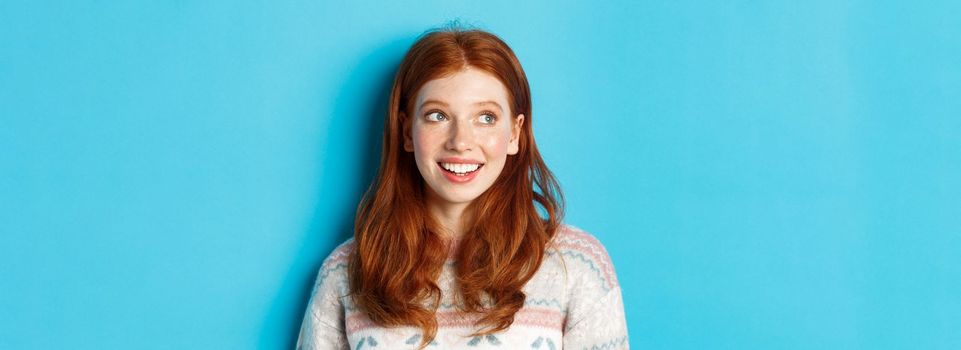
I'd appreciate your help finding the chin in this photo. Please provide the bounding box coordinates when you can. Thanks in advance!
[438,192,481,204]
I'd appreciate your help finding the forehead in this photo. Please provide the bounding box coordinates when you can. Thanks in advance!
[415,67,510,111]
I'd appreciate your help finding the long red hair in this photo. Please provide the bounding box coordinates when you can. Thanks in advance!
[348,26,564,348]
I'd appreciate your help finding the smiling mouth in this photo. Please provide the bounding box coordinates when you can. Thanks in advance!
[437,162,484,176]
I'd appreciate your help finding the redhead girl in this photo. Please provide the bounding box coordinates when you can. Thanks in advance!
[297,26,628,349]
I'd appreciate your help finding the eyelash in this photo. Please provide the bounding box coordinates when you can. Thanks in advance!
[424,110,498,124]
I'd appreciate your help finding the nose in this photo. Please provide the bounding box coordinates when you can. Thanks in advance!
[445,118,474,152]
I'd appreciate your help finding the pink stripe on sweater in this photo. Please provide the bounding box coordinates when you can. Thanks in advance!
[551,227,618,289]
[346,308,564,333]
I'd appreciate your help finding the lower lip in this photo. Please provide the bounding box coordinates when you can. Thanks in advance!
[437,163,483,183]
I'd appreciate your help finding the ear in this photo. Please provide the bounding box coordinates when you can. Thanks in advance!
[401,111,414,152]
[507,114,524,155]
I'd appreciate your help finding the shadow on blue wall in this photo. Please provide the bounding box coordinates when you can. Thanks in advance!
[258,36,412,348]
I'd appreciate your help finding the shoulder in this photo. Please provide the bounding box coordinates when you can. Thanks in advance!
[311,237,355,293]
[549,224,620,292]
[322,237,355,268]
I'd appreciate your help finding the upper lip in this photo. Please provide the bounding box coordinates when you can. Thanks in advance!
[437,157,484,164]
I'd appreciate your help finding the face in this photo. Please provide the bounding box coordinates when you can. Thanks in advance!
[403,67,524,209]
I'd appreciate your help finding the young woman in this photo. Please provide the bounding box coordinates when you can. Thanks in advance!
[297,27,628,349]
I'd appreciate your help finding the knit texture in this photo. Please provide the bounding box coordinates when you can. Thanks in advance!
[296,224,629,349]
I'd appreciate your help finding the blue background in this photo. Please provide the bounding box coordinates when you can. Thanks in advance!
[2,1,959,349]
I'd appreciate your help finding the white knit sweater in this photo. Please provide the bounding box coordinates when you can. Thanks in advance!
[296,224,629,349]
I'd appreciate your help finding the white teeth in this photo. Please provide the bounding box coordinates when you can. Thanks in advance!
[440,162,481,174]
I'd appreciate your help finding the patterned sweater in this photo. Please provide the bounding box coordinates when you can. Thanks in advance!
[296,224,629,349]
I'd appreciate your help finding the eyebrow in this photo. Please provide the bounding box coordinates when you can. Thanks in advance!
[419,99,504,111]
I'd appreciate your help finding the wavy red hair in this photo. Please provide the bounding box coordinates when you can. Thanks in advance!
[348,26,564,348]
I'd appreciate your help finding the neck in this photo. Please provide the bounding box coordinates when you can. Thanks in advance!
[425,193,473,239]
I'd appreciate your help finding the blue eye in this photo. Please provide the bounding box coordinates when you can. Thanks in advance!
[480,113,496,124]
[425,111,446,122]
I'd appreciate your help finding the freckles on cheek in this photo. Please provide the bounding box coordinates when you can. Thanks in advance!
[481,134,510,155]
[413,131,439,154]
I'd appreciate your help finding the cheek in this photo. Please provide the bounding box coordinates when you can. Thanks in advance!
[480,129,512,157]
[411,128,441,156]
